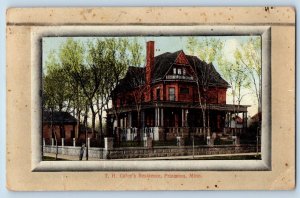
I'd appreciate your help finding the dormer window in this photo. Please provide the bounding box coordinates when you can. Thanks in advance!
[173,68,177,74]
[177,68,182,75]
[166,66,193,80]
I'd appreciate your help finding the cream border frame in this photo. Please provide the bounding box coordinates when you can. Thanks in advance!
[6,7,295,190]
[31,25,271,172]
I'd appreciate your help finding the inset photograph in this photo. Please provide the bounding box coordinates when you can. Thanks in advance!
[41,36,262,161]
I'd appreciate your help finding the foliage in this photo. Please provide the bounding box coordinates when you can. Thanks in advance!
[187,37,224,64]
[128,37,144,67]
[235,37,262,112]
[218,53,251,106]
[43,37,143,139]
[186,36,261,137]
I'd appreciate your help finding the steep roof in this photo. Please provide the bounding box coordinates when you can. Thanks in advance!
[43,111,77,124]
[152,51,179,81]
[113,66,145,93]
[186,55,229,87]
[114,50,229,93]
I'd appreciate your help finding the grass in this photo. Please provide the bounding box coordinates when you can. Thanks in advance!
[190,154,261,160]
[42,156,66,161]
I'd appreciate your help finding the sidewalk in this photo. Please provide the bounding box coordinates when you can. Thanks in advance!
[112,152,260,160]
[44,152,260,161]
[43,153,104,161]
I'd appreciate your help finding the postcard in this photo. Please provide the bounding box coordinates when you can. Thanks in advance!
[6,7,295,190]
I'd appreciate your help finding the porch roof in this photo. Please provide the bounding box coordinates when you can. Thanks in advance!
[107,101,250,115]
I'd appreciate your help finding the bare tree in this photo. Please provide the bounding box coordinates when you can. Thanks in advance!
[218,56,250,135]
[235,37,262,114]
[186,37,224,138]
[127,67,148,140]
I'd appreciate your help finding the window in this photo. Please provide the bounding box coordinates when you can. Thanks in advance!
[180,87,189,94]
[173,68,177,74]
[169,87,175,101]
[178,68,182,75]
[183,68,186,75]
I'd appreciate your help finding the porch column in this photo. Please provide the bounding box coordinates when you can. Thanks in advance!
[154,108,157,126]
[181,109,188,127]
[158,108,160,126]
[155,107,159,127]
[160,108,164,127]
[128,112,132,128]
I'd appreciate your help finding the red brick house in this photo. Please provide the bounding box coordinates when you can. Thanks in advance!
[42,111,77,145]
[107,41,249,142]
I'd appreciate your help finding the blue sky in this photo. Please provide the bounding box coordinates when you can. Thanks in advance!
[42,35,254,69]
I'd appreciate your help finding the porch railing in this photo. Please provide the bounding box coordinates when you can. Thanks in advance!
[119,127,159,141]
[118,127,213,142]
[165,127,210,136]
[223,127,243,135]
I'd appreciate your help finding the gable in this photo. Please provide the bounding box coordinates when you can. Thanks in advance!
[175,51,190,65]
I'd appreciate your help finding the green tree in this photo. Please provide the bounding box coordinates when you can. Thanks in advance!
[187,37,224,64]
[235,37,262,114]
[59,38,93,159]
[105,38,130,144]
[43,51,74,159]
[128,37,144,67]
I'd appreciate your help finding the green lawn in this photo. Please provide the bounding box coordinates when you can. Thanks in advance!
[42,156,66,161]
[189,154,261,160]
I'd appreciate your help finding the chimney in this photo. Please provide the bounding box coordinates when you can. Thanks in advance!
[146,41,154,86]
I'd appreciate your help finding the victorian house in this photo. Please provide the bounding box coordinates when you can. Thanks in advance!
[106,41,249,142]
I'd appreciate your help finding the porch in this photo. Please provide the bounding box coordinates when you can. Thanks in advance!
[107,102,249,142]
[118,126,208,141]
